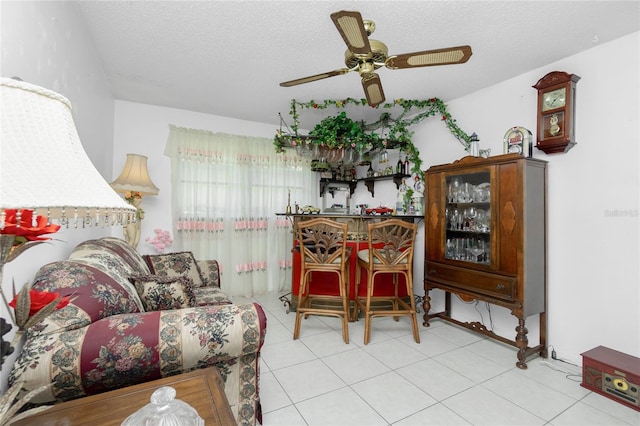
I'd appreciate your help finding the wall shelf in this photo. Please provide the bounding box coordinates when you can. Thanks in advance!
[359,173,411,197]
[319,173,411,198]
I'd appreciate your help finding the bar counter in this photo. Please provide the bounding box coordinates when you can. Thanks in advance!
[276,212,422,313]
[275,212,422,240]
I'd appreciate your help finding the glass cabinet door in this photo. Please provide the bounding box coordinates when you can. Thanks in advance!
[444,170,491,264]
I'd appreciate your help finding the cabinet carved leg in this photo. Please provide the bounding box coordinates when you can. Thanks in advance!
[422,294,432,326]
[515,319,529,369]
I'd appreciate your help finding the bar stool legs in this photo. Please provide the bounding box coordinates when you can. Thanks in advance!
[355,219,420,345]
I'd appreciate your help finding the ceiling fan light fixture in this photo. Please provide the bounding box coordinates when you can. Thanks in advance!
[359,62,375,75]
[362,20,376,36]
[345,39,388,69]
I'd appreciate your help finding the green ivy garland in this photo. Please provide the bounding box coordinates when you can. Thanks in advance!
[274,97,472,175]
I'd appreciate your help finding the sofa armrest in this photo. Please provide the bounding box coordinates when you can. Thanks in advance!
[196,259,221,288]
[10,302,266,404]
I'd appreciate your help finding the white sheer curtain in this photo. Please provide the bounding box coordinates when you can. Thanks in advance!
[164,125,317,297]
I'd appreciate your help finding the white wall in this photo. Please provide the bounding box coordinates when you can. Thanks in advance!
[413,32,639,364]
[0,1,116,388]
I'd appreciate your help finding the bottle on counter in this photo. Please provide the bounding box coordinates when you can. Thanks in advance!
[396,157,402,174]
[403,157,410,175]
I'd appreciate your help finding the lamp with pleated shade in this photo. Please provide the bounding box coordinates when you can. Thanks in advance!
[0,78,138,359]
[110,154,159,248]
[0,78,137,227]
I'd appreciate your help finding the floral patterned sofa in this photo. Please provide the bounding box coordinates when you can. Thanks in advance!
[9,237,266,425]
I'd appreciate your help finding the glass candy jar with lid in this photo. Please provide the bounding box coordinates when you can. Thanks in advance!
[121,386,204,426]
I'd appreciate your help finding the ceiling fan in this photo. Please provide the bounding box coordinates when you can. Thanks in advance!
[280,10,473,107]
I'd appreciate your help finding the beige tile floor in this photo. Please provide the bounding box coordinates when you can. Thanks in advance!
[233,292,640,426]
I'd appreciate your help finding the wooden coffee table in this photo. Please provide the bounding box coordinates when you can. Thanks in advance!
[13,367,236,425]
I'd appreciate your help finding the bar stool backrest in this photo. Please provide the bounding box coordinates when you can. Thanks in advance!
[366,219,417,267]
[298,218,349,268]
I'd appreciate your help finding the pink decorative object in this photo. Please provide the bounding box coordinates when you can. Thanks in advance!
[145,229,173,253]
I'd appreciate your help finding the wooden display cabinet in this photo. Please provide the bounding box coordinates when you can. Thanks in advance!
[423,154,547,368]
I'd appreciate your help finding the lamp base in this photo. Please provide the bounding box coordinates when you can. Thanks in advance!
[124,222,141,249]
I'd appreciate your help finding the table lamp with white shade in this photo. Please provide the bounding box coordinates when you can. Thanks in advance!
[0,77,137,370]
[110,154,160,249]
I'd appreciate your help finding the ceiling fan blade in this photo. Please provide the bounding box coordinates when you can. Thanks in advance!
[330,10,372,55]
[280,68,351,87]
[362,73,385,107]
[385,45,472,69]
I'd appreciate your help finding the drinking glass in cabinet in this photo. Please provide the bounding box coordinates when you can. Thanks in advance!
[447,176,491,204]
[448,177,462,202]
[473,183,491,202]
[445,237,490,263]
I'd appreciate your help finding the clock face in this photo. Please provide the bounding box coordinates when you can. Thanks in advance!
[542,87,566,111]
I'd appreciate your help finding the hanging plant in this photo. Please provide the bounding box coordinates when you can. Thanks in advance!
[274,97,473,176]
[308,112,379,151]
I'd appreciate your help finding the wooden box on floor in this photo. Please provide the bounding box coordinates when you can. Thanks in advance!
[581,345,640,412]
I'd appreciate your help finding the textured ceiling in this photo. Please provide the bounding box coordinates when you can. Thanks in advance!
[74,1,639,130]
